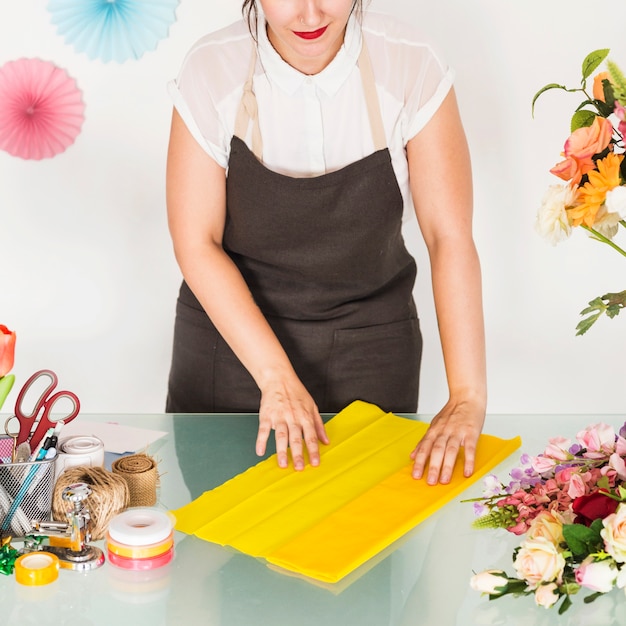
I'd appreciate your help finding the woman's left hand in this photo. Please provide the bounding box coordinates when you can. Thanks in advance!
[409,396,485,485]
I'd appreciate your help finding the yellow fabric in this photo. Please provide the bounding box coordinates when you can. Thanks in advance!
[172,401,521,583]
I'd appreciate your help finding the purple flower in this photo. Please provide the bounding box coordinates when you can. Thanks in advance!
[569,443,583,455]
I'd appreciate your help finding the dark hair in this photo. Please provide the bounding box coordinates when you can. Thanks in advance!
[242,1,364,39]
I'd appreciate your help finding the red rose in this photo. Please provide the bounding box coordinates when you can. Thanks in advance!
[572,491,619,526]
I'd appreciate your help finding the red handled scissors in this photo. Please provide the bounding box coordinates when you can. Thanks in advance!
[5,369,80,450]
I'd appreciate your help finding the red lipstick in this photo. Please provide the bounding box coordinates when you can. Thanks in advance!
[293,26,328,40]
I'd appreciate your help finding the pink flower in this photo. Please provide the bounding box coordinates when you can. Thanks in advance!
[575,557,617,593]
[567,473,587,499]
[577,423,616,457]
[615,102,626,140]
[531,455,557,474]
[544,437,571,461]
[609,453,626,481]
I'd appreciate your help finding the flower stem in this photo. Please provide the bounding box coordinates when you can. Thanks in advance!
[581,225,626,257]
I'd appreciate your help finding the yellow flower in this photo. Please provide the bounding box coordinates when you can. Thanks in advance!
[568,153,624,227]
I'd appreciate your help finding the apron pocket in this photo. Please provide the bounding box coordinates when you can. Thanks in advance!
[324,318,422,413]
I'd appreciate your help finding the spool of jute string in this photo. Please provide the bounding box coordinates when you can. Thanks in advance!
[52,467,130,540]
[111,453,160,508]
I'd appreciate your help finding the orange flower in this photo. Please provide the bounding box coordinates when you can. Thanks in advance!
[0,325,16,377]
[568,152,624,227]
[593,71,611,102]
[550,116,613,185]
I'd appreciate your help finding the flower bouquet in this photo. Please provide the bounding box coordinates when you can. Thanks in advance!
[534,49,626,335]
[468,421,626,613]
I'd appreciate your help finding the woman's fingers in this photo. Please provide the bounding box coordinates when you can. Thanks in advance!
[410,400,484,484]
[257,391,328,470]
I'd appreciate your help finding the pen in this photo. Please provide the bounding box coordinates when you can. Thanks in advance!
[29,427,54,462]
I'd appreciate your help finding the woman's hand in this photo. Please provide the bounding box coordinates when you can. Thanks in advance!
[256,377,330,471]
[409,395,485,485]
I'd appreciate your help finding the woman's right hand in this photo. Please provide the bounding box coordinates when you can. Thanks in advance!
[256,377,329,471]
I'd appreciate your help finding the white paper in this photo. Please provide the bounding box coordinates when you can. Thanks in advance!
[58,420,167,454]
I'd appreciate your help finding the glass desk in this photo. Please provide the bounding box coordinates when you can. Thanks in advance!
[1,412,625,626]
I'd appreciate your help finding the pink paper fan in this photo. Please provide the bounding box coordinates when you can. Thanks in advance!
[0,58,85,160]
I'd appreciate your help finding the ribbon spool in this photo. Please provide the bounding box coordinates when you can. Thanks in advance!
[107,508,175,571]
[106,530,174,560]
[55,435,105,478]
[108,508,174,546]
[107,546,174,571]
[111,453,159,507]
[14,552,60,586]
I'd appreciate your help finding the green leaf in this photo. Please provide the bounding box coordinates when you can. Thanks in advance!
[589,518,604,534]
[571,109,597,132]
[558,594,573,615]
[583,591,604,604]
[582,49,610,80]
[563,523,603,555]
[576,312,602,336]
[531,83,569,116]
[0,375,15,412]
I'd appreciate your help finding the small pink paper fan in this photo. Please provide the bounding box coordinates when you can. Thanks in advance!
[0,58,85,160]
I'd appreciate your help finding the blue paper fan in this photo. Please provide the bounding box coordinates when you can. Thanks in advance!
[47,0,180,63]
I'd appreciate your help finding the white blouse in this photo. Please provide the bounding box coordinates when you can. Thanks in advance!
[168,10,454,220]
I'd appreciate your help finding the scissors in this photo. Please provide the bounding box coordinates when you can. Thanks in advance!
[5,369,80,451]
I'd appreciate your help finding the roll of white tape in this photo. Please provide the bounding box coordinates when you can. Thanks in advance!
[108,508,174,547]
[55,435,105,478]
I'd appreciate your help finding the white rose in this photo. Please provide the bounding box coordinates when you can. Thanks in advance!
[513,536,566,589]
[605,185,626,219]
[469,570,508,595]
[535,184,575,245]
[534,582,560,608]
[602,503,626,563]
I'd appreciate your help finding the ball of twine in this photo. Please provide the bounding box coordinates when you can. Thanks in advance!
[111,453,160,508]
[52,467,130,540]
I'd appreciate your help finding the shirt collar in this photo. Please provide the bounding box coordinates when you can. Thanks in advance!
[256,9,362,97]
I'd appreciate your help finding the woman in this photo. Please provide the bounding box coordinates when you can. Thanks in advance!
[166,0,486,485]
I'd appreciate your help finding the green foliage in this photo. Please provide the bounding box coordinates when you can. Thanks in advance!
[607,59,626,105]
[562,521,603,556]
[570,108,596,132]
[582,49,610,81]
[576,290,626,336]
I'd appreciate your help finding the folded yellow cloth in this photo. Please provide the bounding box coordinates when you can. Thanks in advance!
[172,401,520,583]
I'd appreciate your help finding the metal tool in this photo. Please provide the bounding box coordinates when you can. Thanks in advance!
[24,483,104,571]
[7,369,80,450]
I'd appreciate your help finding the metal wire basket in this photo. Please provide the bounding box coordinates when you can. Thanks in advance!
[0,457,56,537]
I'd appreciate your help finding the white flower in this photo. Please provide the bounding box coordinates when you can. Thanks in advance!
[470,570,508,594]
[593,203,621,239]
[534,582,560,608]
[513,537,566,589]
[602,504,626,563]
[535,184,576,245]
[605,184,626,219]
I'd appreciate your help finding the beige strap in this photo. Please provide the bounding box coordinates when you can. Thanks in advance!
[357,42,387,152]
[234,39,387,162]
[234,46,264,160]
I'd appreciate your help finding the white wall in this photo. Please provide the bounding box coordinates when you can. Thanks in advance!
[1,0,625,416]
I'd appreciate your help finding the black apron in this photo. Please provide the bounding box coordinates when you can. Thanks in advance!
[166,41,422,414]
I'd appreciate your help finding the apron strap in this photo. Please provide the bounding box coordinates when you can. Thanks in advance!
[234,47,264,160]
[234,38,387,162]
[357,42,387,153]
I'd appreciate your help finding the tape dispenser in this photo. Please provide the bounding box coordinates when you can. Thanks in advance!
[23,482,105,571]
